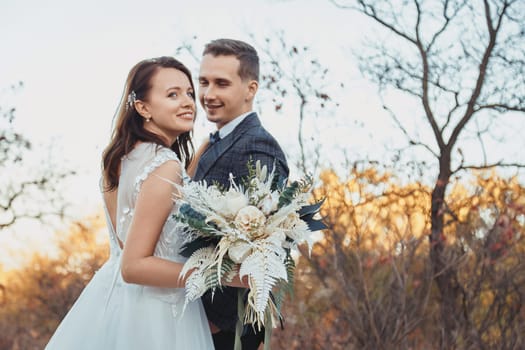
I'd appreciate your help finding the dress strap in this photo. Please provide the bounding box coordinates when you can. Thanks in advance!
[99,178,122,255]
[133,147,182,198]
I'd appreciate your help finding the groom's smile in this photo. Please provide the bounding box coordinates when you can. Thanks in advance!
[204,102,224,111]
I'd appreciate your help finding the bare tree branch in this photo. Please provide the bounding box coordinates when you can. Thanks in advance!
[334,0,525,345]
[453,161,525,174]
[475,103,525,113]
[1,85,73,232]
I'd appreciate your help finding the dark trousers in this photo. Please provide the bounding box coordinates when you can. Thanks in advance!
[212,328,264,350]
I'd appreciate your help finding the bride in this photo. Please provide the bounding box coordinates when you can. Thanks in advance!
[46,56,245,349]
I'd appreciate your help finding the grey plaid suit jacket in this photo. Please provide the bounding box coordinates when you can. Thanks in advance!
[193,112,289,331]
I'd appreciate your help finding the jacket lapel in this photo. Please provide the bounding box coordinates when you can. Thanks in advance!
[195,113,260,181]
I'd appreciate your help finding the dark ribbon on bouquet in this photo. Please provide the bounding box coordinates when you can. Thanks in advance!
[299,198,328,231]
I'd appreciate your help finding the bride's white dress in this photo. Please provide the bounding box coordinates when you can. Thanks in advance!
[45,142,214,350]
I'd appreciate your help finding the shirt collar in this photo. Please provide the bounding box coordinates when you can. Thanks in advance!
[217,111,253,139]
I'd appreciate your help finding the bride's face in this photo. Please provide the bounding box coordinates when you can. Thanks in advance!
[138,67,195,145]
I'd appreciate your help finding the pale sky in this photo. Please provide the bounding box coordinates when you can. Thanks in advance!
[1,0,385,212]
[1,0,524,267]
[1,0,386,266]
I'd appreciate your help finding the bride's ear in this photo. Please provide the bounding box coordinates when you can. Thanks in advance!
[134,100,151,121]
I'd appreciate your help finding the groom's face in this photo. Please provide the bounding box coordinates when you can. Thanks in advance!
[198,54,254,129]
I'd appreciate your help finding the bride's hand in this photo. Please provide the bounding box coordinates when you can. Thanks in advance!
[225,274,250,289]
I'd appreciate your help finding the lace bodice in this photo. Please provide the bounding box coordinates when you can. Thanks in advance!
[99,142,191,310]
[101,142,189,263]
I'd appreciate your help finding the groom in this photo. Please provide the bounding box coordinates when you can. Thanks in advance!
[193,39,289,349]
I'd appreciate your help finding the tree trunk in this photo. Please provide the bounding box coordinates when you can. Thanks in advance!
[429,153,459,348]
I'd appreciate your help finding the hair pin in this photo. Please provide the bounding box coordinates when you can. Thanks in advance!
[126,90,137,110]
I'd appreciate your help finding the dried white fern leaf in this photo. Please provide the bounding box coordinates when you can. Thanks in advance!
[179,246,216,280]
[239,239,287,325]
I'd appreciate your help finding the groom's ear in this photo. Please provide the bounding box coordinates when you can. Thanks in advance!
[245,80,258,102]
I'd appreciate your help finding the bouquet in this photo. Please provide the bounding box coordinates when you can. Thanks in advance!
[174,160,325,342]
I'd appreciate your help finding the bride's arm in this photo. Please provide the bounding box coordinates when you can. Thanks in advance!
[120,160,190,288]
[120,158,250,289]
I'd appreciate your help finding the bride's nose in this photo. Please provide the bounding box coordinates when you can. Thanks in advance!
[181,94,195,108]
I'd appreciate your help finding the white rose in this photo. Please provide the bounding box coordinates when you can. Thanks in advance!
[234,205,267,232]
[209,189,248,219]
[223,190,249,218]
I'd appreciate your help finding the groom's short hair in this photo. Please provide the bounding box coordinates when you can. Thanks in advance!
[203,39,259,82]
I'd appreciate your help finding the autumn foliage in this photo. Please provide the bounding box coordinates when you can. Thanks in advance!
[271,168,525,349]
[1,170,524,349]
[0,215,108,350]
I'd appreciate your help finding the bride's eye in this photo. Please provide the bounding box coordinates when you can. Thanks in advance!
[168,92,178,98]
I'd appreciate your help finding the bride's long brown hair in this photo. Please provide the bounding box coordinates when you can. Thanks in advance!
[102,57,195,191]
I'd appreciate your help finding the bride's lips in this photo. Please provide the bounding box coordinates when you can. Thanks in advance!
[176,111,194,120]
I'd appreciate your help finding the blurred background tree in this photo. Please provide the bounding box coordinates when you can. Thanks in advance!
[329,0,525,346]
[0,215,108,350]
[0,83,74,231]
[271,167,525,349]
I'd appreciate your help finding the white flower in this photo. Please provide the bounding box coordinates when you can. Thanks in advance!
[259,192,279,215]
[225,190,249,216]
[206,186,223,201]
[175,159,323,329]
[255,160,268,182]
[282,212,302,229]
[209,189,248,219]
[228,240,252,263]
[234,205,267,232]
[281,212,309,241]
